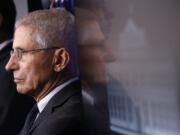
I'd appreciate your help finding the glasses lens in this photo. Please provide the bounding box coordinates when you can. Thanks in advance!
[11,49,22,61]
[10,50,14,56]
[16,49,22,60]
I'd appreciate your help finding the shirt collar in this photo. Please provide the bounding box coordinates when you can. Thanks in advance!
[0,39,13,51]
[37,77,79,113]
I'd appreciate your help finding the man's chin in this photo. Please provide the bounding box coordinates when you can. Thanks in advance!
[16,85,29,94]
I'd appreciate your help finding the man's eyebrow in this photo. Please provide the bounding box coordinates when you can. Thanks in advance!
[13,47,24,50]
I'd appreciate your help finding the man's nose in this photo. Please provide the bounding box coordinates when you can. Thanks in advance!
[5,55,18,71]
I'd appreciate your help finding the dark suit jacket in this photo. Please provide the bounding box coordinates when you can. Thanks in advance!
[27,80,83,135]
[0,41,34,135]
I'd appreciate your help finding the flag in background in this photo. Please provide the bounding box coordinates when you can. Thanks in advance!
[50,0,74,15]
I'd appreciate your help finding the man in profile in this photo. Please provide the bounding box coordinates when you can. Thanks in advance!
[6,8,82,135]
[0,0,34,134]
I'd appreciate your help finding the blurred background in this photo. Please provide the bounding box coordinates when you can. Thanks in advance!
[13,0,180,135]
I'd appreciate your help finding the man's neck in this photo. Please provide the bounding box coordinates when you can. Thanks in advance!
[33,74,78,102]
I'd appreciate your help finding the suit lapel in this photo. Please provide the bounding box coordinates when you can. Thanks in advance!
[29,80,81,134]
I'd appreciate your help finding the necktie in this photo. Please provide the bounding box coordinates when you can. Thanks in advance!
[20,104,39,135]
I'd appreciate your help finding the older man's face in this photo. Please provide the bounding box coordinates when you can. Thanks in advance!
[78,20,110,86]
[6,26,55,97]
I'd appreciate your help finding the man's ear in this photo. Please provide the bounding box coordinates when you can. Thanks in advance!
[53,48,70,72]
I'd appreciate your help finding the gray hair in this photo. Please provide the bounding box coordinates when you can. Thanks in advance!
[15,8,75,49]
[15,8,78,76]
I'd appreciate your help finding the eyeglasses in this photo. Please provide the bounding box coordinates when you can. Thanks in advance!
[10,47,60,61]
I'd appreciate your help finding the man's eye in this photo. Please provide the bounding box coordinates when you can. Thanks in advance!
[16,49,24,53]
